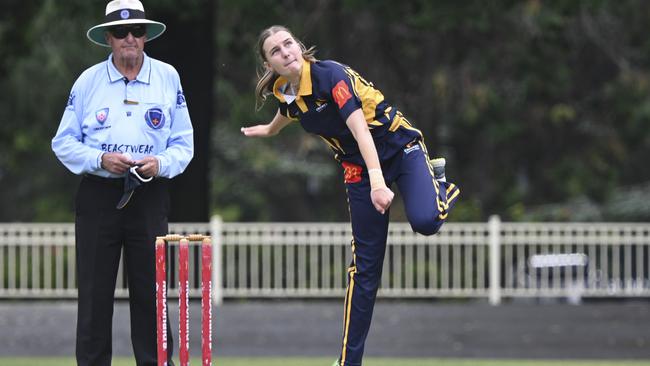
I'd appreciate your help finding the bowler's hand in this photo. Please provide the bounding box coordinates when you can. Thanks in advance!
[101,152,136,175]
[134,156,159,178]
[241,124,273,137]
[371,187,394,215]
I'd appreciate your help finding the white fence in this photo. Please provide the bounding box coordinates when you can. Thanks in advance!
[1,216,649,304]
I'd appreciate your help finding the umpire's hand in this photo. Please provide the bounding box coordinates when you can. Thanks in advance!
[134,156,159,178]
[101,152,136,175]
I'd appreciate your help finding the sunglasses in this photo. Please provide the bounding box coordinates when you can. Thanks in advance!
[109,25,147,39]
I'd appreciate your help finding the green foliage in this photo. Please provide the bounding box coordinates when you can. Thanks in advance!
[4,1,650,222]
[0,0,104,221]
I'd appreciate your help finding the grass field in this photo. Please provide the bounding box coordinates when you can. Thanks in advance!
[1,357,649,366]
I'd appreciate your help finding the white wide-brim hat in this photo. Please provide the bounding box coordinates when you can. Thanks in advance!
[87,0,166,47]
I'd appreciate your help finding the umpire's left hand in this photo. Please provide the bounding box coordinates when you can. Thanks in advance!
[134,156,159,178]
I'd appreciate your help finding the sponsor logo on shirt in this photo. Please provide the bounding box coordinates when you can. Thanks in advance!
[342,161,363,184]
[332,80,352,109]
[316,102,328,112]
[95,108,109,124]
[145,107,165,129]
[101,143,155,154]
[403,144,420,154]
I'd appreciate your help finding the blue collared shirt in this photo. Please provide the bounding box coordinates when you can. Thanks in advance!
[52,53,194,178]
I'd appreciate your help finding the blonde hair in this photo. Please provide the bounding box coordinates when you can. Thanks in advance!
[254,25,317,110]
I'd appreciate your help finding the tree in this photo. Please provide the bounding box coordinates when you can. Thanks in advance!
[3,1,650,222]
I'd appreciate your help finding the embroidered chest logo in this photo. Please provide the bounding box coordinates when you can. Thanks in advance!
[95,108,109,124]
[145,107,165,129]
[315,102,328,112]
[342,161,363,184]
[332,80,352,109]
[403,144,420,154]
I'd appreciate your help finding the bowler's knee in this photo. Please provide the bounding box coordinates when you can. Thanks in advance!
[410,216,444,236]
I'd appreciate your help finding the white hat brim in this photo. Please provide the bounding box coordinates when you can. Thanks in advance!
[87,19,166,47]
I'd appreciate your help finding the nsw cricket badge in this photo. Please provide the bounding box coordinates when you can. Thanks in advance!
[145,107,165,129]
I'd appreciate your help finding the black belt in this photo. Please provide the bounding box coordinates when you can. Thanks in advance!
[83,174,123,188]
[84,172,157,209]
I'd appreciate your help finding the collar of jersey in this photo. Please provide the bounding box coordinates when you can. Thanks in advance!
[272,59,313,103]
[106,52,151,84]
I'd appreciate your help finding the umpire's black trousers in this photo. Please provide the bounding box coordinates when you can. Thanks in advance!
[75,174,173,366]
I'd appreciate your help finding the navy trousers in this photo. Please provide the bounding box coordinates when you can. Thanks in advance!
[337,140,460,366]
[75,175,174,366]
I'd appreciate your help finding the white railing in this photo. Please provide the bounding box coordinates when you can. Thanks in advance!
[1,216,649,304]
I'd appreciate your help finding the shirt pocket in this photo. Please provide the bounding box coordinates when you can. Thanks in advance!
[140,102,172,132]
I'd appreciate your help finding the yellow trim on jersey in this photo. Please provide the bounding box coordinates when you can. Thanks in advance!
[319,136,345,154]
[388,115,402,132]
[343,68,385,127]
[298,61,313,96]
[390,112,423,137]
[272,60,314,102]
[295,98,308,113]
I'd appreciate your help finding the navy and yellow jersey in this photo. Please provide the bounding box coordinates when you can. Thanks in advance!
[272,60,422,166]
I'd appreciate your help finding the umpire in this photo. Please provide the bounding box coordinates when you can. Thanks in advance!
[51,0,194,365]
